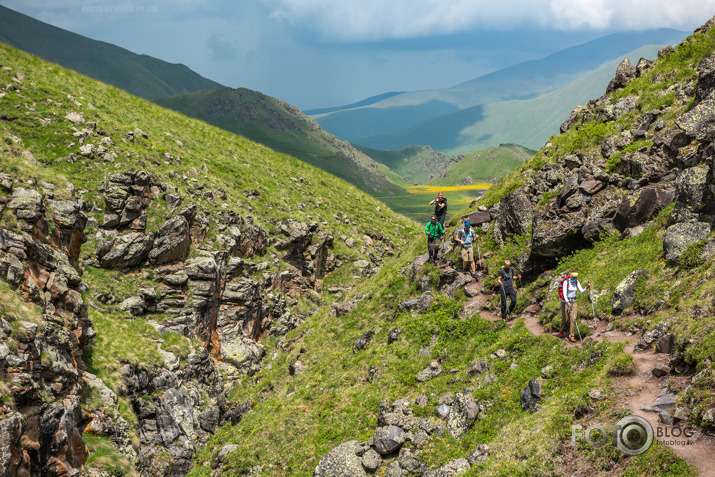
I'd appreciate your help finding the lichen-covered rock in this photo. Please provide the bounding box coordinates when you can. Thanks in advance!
[314,440,367,477]
[677,96,715,141]
[446,393,479,439]
[416,361,443,382]
[497,188,533,237]
[612,270,649,313]
[663,222,711,265]
[614,187,675,229]
[220,336,265,376]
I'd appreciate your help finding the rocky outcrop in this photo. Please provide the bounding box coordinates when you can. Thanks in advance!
[606,59,637,93]
[0,179,95,476]
[446,393,479,439]
[101,170,159,231]
[314,440,367,477]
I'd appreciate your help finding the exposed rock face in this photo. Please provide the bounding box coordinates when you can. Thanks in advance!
[101,170,158,231]
[98,232,154,269]
[606,59,637,93]
[612,270,649,313]
[497,189,534,237]
[614,187,675,229]
[0,180,94,476]
[520,378,542,412]
[149,216,191,265]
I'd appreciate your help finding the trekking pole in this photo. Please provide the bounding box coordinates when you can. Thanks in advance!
[476,238,482,270]
[590,297,597,328]
[569,302,583,344]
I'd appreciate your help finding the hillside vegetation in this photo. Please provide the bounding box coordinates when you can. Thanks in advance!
[0,4,221,100]
[427,144,536,186]
[155,87,407,199]
[1,13,715,477]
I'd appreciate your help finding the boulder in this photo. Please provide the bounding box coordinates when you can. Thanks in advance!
[148,216,190,265]
[361,448,381,472]
[614,187,675,229]
[520,378,542,412]
[676,96,715,141]
[416,361,443,382]
[663,222,711,265]
[466,361,489,376]
[612,270,649,313]
[460,211,491,226]
[398,447,426,474]
[695,52,715,103]
[220,336,265,376]
[671,163,712,224]
[642,389,676,413]
[435,458,470,476]
[373,425,406,455]
[314,440,366,477]
[530,211,588,264]
[655,334,675,354]
[606,59,637,93]
[353,330,376,352]
[446,393,479,439]
[498,189,533,237]
[98,232,154,269]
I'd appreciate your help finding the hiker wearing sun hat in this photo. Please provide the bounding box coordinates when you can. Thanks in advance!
[558,269,590,342]
[455,220,478,275]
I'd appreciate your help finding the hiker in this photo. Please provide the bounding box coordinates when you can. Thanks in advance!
[455,221,478,274]
[424,215,445,263]
[497,259,521,322]
[429,191,447,226]
[559,270,590,342]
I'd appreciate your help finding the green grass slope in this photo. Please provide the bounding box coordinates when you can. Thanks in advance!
[354,144,453,185]
[154,87,407,198]
[0,40,421,475]
[0,4,222,100]
[428,144,536,186]
[357,45,664,154]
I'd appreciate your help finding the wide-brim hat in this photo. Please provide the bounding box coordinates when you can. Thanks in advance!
[571,272,579,277]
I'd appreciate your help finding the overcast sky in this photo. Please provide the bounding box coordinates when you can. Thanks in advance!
[2,0,714,109]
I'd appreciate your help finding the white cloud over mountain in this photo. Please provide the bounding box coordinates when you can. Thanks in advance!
[265,0,715,40]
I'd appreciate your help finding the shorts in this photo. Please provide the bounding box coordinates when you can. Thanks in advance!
[461,246,474,263]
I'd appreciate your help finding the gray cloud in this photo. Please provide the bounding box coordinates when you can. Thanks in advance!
[264,0,715,40]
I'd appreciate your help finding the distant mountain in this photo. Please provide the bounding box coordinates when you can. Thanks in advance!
[155,87,406,197]
[427,144,536,186]
[354,45,664,154]
[311,29,687,147]
[353,144,453,185]
[0,4,221,100]
[305,92,405,115]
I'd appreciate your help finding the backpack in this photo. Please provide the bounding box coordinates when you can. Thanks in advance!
[558,275,571,301]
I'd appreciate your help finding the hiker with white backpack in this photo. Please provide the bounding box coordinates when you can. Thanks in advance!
[558,270,590,343]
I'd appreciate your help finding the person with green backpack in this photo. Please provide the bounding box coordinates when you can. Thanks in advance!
[425,215,445,263]
[558,270,590,342]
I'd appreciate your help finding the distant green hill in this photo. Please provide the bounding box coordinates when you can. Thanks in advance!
[354,144,453,185]
[0,4,221,100]
[357,45,664,154]
[428,144,536,186]
[312,30,686,151]
[155,87,406,197]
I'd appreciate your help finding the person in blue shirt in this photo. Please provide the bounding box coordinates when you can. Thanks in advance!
[425,215,445,263]
[455,221,478,274]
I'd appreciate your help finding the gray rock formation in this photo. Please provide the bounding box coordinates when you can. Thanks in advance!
[612,270,649,313]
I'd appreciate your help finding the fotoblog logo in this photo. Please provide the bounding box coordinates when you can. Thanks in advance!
[572,415,654,456]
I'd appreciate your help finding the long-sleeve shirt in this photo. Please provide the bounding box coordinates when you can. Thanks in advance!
[562,278,587,302]
[425,221,445,238]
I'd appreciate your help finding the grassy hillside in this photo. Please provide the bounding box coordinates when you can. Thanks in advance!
[154,87,407,198]
[354,144,453,185]
[0,4,222,100]
[428,144,536,186]
[0,40,420,475]
[356,45,664,153]
[311,30,686,144]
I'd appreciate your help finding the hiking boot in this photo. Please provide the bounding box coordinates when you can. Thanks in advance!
[568,337,576,342]
[559,332,564,338]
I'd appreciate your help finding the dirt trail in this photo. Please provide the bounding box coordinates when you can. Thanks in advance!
[462,272,714,475]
